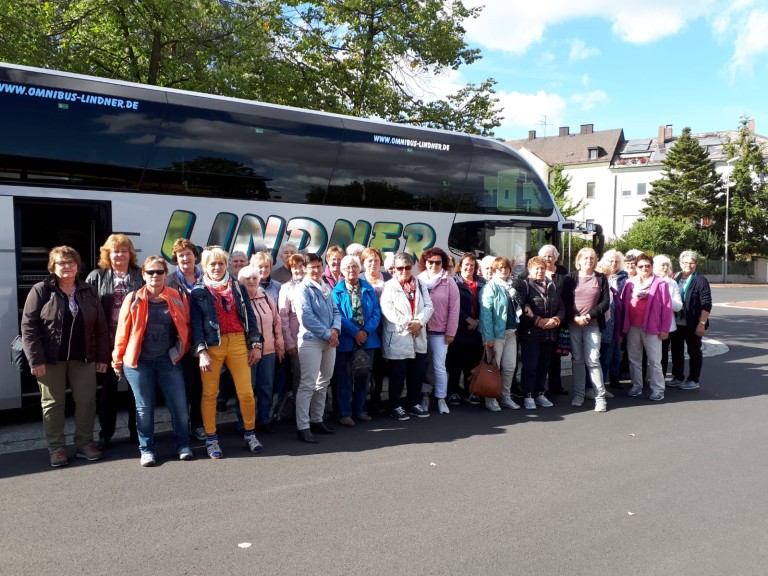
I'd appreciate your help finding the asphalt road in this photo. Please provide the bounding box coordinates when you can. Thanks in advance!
[1,286,767,576]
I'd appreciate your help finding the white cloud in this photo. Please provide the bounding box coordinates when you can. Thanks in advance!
[494,90,567,139]
[571,90,608,111]
[569,39,600,61]
[727,8,768,75]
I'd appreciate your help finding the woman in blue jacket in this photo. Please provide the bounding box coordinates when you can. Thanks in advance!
[332,255,381,426]
[295,253,342,443]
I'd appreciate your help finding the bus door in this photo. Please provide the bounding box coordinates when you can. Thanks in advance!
[0,196,20,409]
[5,197,110,408]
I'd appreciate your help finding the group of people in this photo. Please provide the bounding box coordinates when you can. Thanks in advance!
[20,235,712,468]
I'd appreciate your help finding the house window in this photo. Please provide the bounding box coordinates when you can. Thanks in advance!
[586,182,595,199]
[588,148,598,160]
[637,183,647,195]
[622,188,631,197]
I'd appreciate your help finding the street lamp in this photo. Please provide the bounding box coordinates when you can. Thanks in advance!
[724,155,740,283]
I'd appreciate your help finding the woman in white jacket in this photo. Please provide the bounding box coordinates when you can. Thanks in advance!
[653,254,684,379]
[380,253,434,421]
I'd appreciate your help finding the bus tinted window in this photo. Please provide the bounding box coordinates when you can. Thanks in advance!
[460,146,555,216]
[326,123,472,212]
[144,102,343,202]
[0,78,163,188]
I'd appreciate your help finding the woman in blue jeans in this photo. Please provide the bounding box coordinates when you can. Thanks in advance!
[113,256,192,466]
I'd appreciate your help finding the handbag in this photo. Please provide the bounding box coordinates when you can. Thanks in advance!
[468,347,502,398]
[11,335,29,373]
[348,346,372,382]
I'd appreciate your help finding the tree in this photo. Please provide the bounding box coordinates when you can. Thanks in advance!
[548,164,585,219]
[643,127,721,224]
[613,216,720,260]
[722,116,768,257]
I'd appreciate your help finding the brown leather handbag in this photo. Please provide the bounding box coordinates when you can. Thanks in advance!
[468,347,502,398]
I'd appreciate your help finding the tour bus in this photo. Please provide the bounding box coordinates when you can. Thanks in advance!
[0,62,599,409]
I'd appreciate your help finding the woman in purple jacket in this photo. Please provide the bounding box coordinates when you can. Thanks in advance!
[619,253,672,401]
[417,248,460,414]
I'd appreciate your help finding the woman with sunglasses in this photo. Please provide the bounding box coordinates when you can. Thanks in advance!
[417,247,459,414]
[619,253,672,401]
[113,256,192,466]
[189,246,263,458]
[380,253,434,420]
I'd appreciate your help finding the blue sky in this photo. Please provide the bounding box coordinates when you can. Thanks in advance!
[423,0,768,141]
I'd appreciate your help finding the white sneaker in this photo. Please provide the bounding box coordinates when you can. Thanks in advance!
[140,453,156,467]
[535,394,553,408]
[595,398,607,412]
[499,395,521,409]
[485,398,501,412]
[178,447,194,461]
[523,396,537,410]
[437,398,450,414]
[420,397,430,412]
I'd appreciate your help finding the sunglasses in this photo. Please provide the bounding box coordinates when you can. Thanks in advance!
[396,266,412,271]
[426,260,442,266]
[144,269,165,276]
[636,264,651,269]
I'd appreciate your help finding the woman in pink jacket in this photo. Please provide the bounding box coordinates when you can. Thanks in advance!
[417,248,460,414]
[278,254,306,396]
[619,253,672,401]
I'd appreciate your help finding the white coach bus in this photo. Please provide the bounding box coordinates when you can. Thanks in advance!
[0,62,592,409]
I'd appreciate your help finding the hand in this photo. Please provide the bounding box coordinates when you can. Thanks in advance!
[95,363,108,374]
[248,348,261,366]
[113,364,123,377]
[199,351,212,372]
[328,329,340,347]
[287,347,298,358]
[659,332,669,341]
[445,336,454,345]
[277,349,285,362]
[695,322,706,337]
[407,320,421,336]
[525,306,533,318]
[466,317,479,330]
[484,341,494,348]
[31,365,46,378]
[354,330,368,346]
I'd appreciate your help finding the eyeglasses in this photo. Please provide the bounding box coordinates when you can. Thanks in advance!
[144,269,165,276]
[55,260,75,267]
[426,260,442,266]
[343,266,359,271]
[396,266,412,271]
[636,264,651,269]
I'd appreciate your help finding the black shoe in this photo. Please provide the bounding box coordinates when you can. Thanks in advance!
[297,429,319,444]
[97,437,111,451]
[553,386,569,396]
[256,423,276,435]
[310,422,335,435]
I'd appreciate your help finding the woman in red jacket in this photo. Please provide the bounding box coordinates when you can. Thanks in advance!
[113,256,192,466]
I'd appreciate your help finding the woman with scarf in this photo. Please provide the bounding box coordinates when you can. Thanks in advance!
[619,252,672,401]
[189,246,264,458]
[479,256,524,411]
[514,256,565,410]
[380,253,434,421]
[596,249,628,390]
[166,238,206,441]
[294,253,341,444]
[417,247,459,414]
[332,255,381,426]
[278,254,307,401]
[446,254,485,405]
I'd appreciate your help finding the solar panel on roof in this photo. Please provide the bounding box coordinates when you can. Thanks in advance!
[624,139,651,153]
[698,137,722,146]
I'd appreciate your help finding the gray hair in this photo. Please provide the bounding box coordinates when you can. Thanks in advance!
[340,255,361,274]
[538,244,559,258]
[383,252,396,269]
[599,249,624,270]
[394,252,414,266]
[237,265,258,282]
[230,250,247,260]
[345,243,365,257]
[679,250,699,265]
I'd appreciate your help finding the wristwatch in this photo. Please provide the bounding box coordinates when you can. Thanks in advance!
[250,342,263,350]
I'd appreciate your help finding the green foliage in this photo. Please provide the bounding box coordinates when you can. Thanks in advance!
[613,216,721,260]
[643,127,721,224]
[548,164,585,219]
[722,116,768,257]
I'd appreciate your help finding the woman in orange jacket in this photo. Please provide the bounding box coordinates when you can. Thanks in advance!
[113,255,192,466]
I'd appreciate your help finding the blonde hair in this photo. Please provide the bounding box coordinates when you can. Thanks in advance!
[574,248,597,271]
[98,234,138,270]
[142,255,168,274]
[250,251,273,268]
[200,246,229,268]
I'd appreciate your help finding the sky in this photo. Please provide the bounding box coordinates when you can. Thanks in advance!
[420,0,768,141]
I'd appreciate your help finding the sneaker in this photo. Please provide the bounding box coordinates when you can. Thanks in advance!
[447,393,462,406]
[628,386,643,397]
[408,404,430,418]
[178,447,194,461]
[193,427,207,441]
[523,396,537,410]
[499,395,521,409]
[390,407,410,421]
[49,449,68,468]
[244,432,263,454]
[420,397,430,412]
[485,398,501,412]
[585,388,596,400]
[649,391,665,401]
[140,453,156,467]
[535,393,553,408]
[667,378,685,388]
[571,395,585,407]
[338,416,355,427]
[595,398,607,412]
[76,441,103,461]
[679,380,700,390]
[437,398,450,414]
[466,393,481,405]
[355,413,373,422]
[206,436,223,459]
